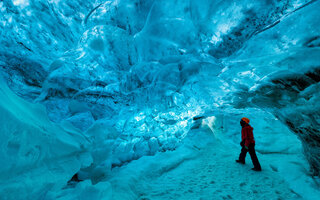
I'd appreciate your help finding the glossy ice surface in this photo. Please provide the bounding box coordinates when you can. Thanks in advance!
[0,0,320,199]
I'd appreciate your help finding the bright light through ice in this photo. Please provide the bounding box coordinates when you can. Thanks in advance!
[202,116,216,133]
[178,120,188,128]
[210,35,222,44]
[13,0,30,7]
[135,113,146,121]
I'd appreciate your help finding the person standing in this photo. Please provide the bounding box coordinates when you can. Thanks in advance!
[236,117,262,171]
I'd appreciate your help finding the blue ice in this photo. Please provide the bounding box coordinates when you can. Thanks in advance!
[0,0,320,199]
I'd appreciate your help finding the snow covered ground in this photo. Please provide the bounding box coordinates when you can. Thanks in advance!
[54,120,320,200]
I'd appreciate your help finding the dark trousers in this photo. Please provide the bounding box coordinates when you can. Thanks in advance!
[239,143,261,170]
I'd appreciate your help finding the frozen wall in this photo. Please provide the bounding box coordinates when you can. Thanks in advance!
[0,0,320,197]
[0,78,92,198]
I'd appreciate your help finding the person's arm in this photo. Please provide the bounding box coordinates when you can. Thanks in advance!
[241,128,247,148]
[244,128,253,148]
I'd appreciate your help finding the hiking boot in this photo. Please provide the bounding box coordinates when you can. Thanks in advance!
[251,168,262,171]
[235,160,245,164]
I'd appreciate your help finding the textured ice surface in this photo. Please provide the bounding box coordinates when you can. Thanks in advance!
[1,0,320,199]
[0,78,92,198]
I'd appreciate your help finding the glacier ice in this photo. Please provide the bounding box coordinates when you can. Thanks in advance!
[1,0,320,199]
[0,78,92,198]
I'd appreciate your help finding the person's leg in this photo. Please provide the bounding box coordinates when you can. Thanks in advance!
[238,146,248,163]
[248,144,261,170]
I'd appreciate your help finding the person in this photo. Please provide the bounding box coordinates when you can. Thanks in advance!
[236,117,262,171]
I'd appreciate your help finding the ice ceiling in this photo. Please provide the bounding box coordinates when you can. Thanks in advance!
[0,0,320,197]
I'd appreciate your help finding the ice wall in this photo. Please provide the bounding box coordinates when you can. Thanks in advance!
[0,78,92,199]
[0,0,320,191]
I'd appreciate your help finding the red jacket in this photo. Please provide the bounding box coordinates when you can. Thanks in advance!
[242,125,255,147]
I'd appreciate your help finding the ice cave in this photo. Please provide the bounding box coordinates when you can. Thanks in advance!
[1,0,320,199]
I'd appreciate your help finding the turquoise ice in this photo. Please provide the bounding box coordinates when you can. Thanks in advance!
[0,0,320,199]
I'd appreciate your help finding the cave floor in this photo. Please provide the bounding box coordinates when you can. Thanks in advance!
[136,137,300,200]
[107,126,320,200]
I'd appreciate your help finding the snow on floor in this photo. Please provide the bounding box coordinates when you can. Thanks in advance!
[134,131,299,200]
[55,121,320,200]
[108,126,319,200]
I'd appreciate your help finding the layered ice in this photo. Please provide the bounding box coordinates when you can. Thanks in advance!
[0,78,92,198]
[1,0,320,199]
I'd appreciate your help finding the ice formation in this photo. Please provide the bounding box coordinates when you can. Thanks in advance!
[0,0,320,199]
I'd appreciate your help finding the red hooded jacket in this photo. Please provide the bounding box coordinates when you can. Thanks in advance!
[242,125,255,147]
